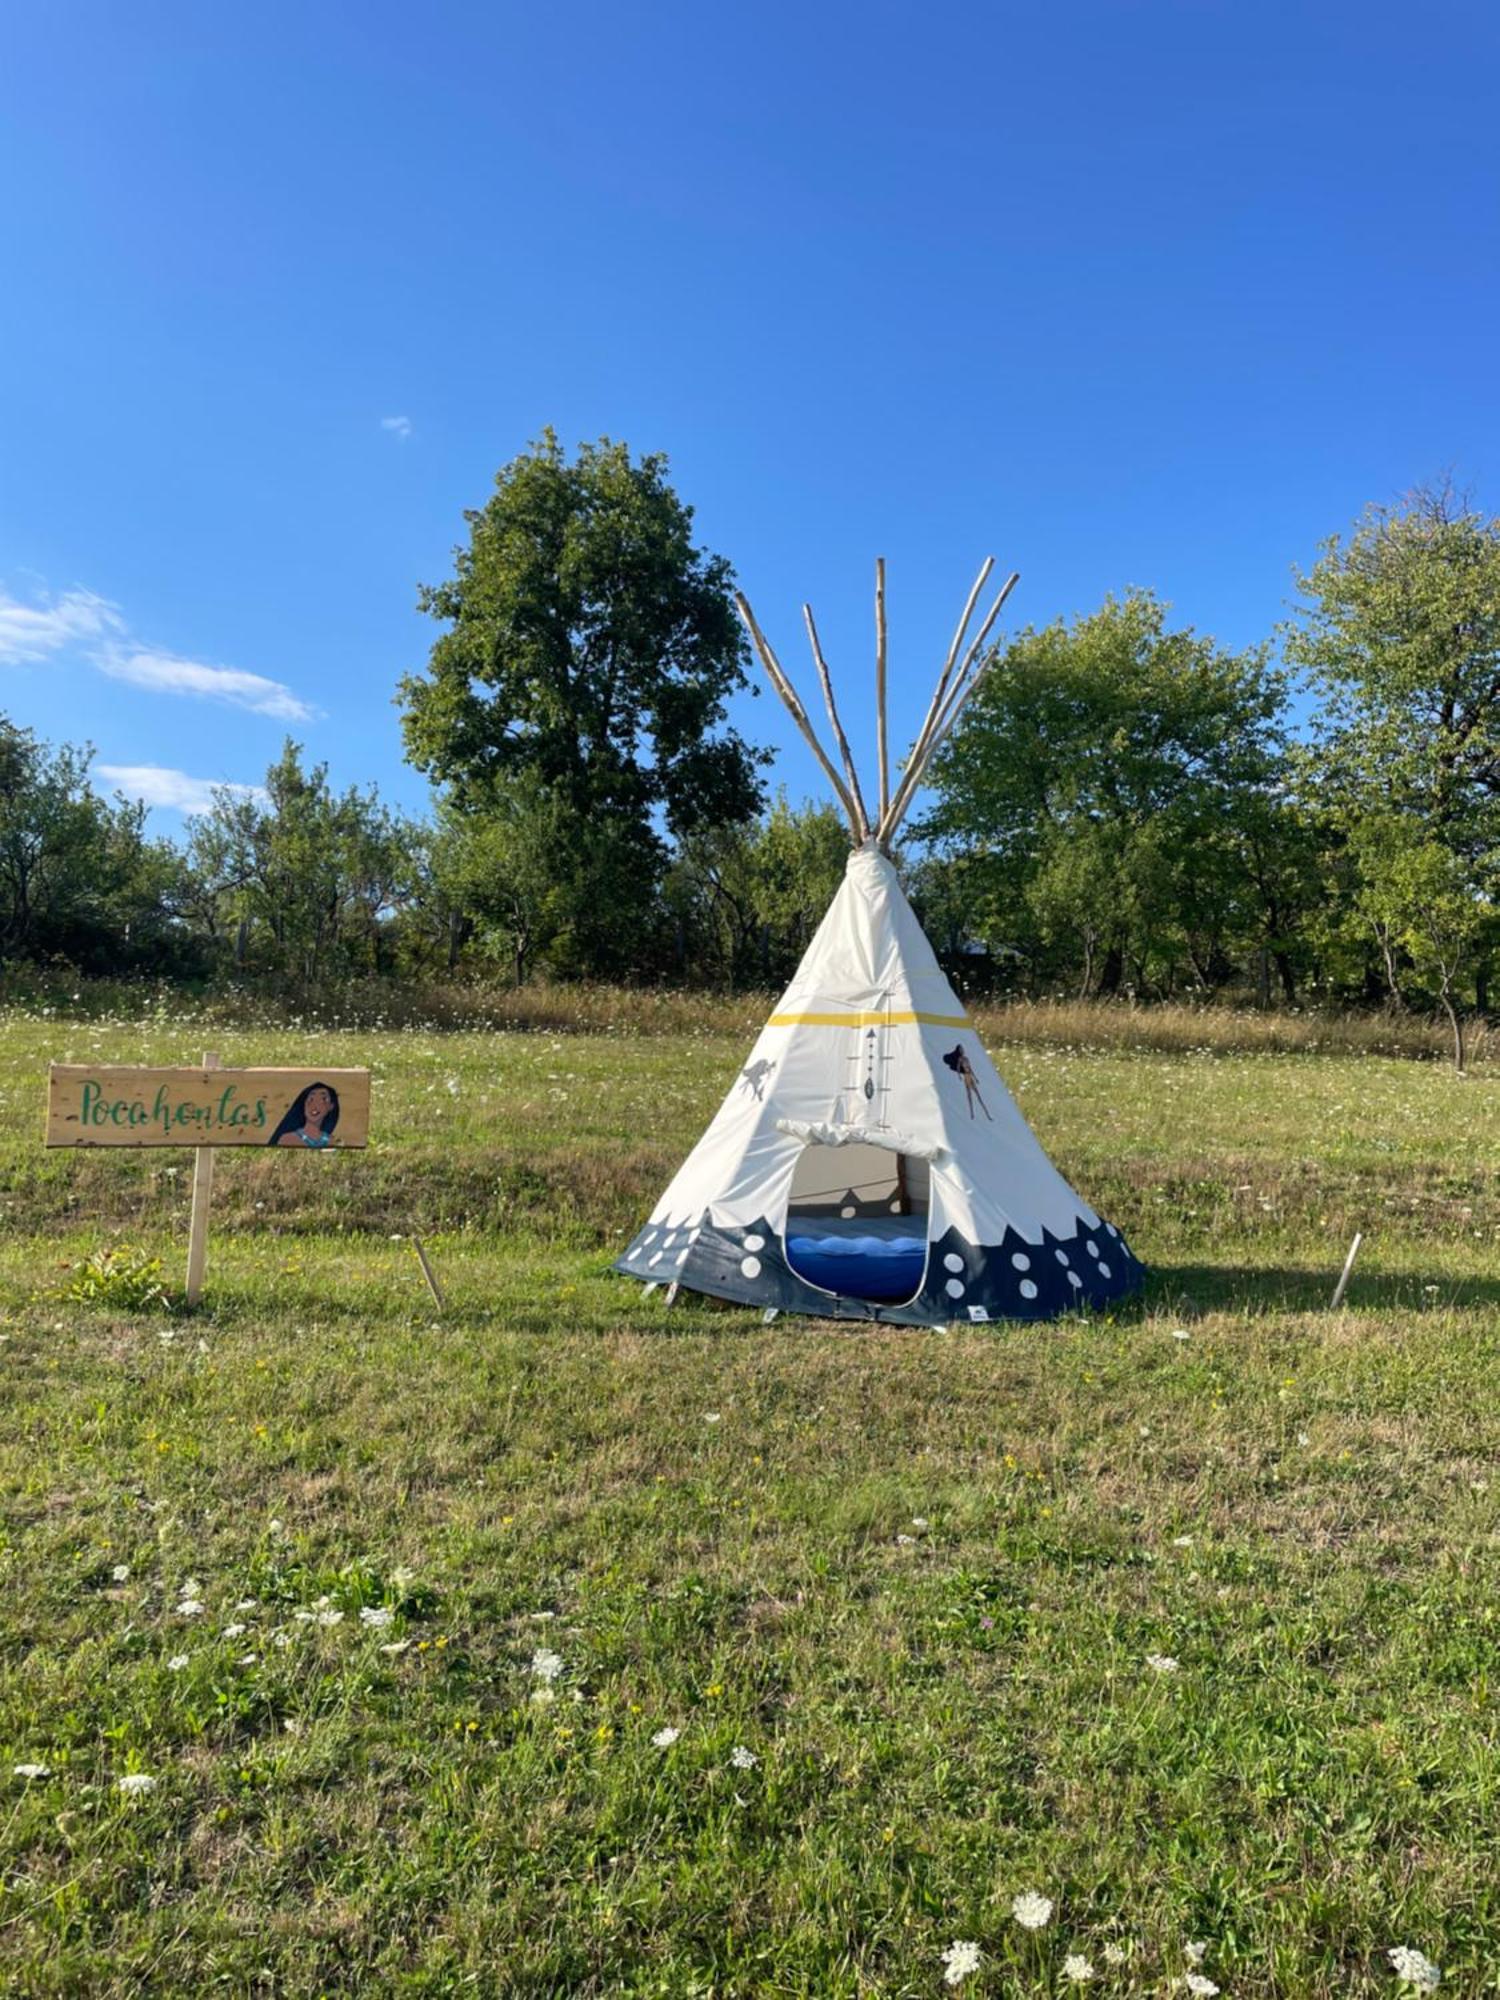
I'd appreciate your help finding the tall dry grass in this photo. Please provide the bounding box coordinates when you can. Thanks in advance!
[3,971,1489,1061]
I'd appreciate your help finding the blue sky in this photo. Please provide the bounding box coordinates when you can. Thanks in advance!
[2,0,1497,824]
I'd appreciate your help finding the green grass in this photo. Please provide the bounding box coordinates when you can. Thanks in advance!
[1,1008,1497,1995]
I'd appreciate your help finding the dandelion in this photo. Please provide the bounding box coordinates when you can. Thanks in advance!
[167,1655,190,1671]
[652,1726,680,1747]
[1011,1891,1053,1930]
[1183,1978,1220,1997]
[1146,1653,1180,1674]
[359,1606,394,1628]
[941,1939,982,1986]
[13,1763,50,1779]
[1387,1947,1442,1992]
[111,1564,131,1583]
[176,1599,204,1618]
[1103,1942,1129,1965]
[530,1647,564,1683]
[729,1744,758,1769]
[117,1773,157,1797]
[1062,1955,1094,1983]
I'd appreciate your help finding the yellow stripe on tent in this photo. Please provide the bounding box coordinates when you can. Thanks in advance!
[766,1009,971,1028]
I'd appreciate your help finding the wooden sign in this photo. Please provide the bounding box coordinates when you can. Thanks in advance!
[47,1056,373,1305]
[46,1065,370,1150]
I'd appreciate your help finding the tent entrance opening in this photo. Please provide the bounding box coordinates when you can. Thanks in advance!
[782,1140,930,1302]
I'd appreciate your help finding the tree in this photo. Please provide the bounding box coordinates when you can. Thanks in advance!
[400,432,766,977]
[0,719,192,975]
[186,742,406,989]
[919,591,1294,998]
[1289,483,1500,1056]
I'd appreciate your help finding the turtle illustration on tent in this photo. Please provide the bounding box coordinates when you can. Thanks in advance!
[616,558,1146,1325]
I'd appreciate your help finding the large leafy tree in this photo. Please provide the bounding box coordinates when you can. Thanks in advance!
[400,433,765,973]
[919,591,1296,997]
[0,719,191,975]
[1288,483,1500,1058]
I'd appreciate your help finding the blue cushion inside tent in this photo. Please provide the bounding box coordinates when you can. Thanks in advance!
[785,1215,928,1301]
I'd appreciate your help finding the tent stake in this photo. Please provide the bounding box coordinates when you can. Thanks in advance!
[1330,1231,1363,1309]
[411,1236,445,1310]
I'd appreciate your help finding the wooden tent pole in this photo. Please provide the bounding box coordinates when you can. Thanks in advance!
[803,604,871,840]
[874,558,889,830]
[185,1050,220,1306]
[882,570,1020,840]
[734,593,862,841]
[891,556,994,811]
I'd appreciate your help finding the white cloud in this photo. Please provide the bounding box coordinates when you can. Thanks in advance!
[1,578,318,722]
[97,646,317,721]
[96,765,268,814]
[380,415,414,440]
[0,585,124,664]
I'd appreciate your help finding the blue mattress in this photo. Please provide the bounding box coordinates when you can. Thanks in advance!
[785,1218,928,1301]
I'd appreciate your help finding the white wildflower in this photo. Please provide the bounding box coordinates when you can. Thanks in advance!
[117,1772,157,1796]
[941,1939,981,1986]
[236,1652,257,1666]
[315,1608,344,1627]
[652,1726,680,1747]
[729,1744,758,1769]
[1146,1653,1180,1674]
[1103,1942,1129,1965]
[359,1606,393,1628]
[530,1647,564,1682]
[1171,1328,1190,1342]
[704,1412,722,1424]
[111,1564,131,1582]
[896,1533,916,1546]
[182,1578,200,1594]
[13,1763,50,1779]
[1011,1891,1053,1930]
[1062,1954,1094,1983]
[292,1610,316,1623]
[234,1598,258,1611]
[529,1686,557,1706]
[221,1623,247,1640]
[167,1655,190,1671]
[389,1566,415,1590]
[1387,1947,1441,1992]
[911,1517,930,1531]
[1185,1942,1207,1965]
[1171,1535,1194,1548]
[379,1640,411,1655]
[176,1599,204,1618]
[1183,1978,1220,1997]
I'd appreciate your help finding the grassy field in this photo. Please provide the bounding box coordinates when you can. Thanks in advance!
[1,1004,1497,1996]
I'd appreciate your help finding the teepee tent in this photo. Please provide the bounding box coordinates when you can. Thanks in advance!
[616,561,1146,1325]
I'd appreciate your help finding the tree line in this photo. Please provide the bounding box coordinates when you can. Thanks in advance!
[2,437,1496,1062]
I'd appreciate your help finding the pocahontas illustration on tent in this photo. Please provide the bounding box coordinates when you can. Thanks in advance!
[616,558,1146,1325]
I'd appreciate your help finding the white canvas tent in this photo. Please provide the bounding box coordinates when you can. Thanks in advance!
[616,561,1145,1324]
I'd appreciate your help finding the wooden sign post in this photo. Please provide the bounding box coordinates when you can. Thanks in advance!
[46,1060,371,1304]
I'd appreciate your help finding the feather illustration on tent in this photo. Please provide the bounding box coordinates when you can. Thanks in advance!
[616,558,1147,1324]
